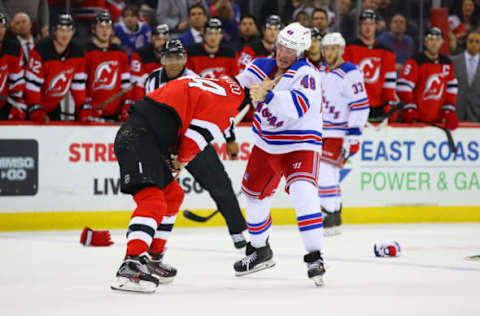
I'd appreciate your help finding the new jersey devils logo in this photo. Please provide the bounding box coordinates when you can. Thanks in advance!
[423,73,444,101]
[200,67,226,79]
[0,65,8,93]
[93,61,119,91]
[47,69,74,97]
[358,57,380,83]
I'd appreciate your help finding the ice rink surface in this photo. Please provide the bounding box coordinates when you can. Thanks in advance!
[1,223,480,316]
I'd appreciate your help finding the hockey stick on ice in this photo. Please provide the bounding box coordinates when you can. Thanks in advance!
[182,191,242,223]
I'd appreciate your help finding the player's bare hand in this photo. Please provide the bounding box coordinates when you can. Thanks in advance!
[250,83,268,102]
[168,154,186,178]
[226,141,239,160]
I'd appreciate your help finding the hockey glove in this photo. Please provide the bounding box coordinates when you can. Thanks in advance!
[77,104,93,123]
[439,106,458,130]
[80,227,114,246]
[8,105,26,121]
[383,101,399,122]
[400,103,418,123]
[342,127,361,160]
[28,104,48,123]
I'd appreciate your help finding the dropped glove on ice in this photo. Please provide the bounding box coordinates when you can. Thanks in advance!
[80,227,114,246]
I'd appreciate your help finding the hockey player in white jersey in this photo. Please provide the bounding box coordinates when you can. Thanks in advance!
[234,22,326,286]
[317,33,369,235]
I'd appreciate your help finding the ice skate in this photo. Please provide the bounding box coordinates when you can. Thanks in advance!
[146,252,177,284]
[231,232,247,249]
[304,251,326,286]
[322,208,335,237]
[111,254,159,293]
[234,242,275,276]
[332,208,342,235]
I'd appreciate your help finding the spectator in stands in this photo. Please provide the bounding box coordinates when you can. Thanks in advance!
[452,31,480,122]
[178,4,208,47]
[10,12,35,64]
[295,11,311,27]
[71,0,109,46]
[397,28,458,130]
[330,0,355,42]
[232,14,260,52]
[85,11,132,122]
[115,5,152,59]
[209,0,240,44]
[449,0,479,49]
[0,13,26,121]
[237,15,281,72]
[376,14,415,73]
[25,13,89,123]
[343,10,397,121]
[156,0,189,37]
[186,18,238,78]
[311,8,329,38]
[0,0,49,39]
[130,24,169,102]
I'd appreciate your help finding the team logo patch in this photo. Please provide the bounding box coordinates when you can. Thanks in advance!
[47,68,74,97]
[423,73,444,101]
[93,61,119,91]
[358,57,380,83]
[287,30,294,35]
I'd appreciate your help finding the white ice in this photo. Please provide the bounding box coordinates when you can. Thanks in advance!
[1,224,480,316]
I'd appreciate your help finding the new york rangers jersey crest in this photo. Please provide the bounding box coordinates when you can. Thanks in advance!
[236,57,323,154]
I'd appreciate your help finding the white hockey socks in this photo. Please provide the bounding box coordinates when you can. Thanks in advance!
[243,195,273,248]
[290,181,324,253]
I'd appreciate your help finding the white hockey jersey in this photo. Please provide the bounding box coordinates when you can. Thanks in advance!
[318,62,370,138]
[236,57,323,154]
[144,67,197,93]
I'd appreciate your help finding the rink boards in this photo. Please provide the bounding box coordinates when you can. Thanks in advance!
[1,122,480,230]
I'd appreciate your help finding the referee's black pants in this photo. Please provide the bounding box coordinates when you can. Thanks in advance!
[186,144,247,235]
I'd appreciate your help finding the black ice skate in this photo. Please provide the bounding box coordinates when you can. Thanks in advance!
[111,254,159,293]
[304,250,326,286]
[147,252,177,284]
[322,207,335,237]
[231,232,247,249]
[333,205,342,235]
[234,242,275,276]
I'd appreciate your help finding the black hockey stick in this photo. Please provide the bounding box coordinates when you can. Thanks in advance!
[421,121,457,153]
[182,191,242,223]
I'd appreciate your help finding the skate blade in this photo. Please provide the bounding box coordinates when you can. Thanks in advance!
[324,228,335,237]
[235,260,276,276]
[155,276,175,284]
[310,275,324,287]
[110,277,157,293]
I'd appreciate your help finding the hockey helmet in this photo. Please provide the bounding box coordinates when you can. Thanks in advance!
[94,11,112,25]
[276,22,311,56]
[265,15,282,29]
[321,32,345,49]
[205,18,222,31]
[310,27,323,41]
[153,24,169,36]
[160,39,186,64]
[54,13,75,29]
[0,13,6,26]
[425,27,443,39]
[359,9,378,22]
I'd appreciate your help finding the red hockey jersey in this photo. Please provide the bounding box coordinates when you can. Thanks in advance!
[186,43,238,79]
[396,53,458,123]
[130,44,161,102]
[237,39,272,72]
[139,76,247,162]
[84,41,131,116]
[0,39,25,109]
[343,39,396,108]
[25,38,86,113]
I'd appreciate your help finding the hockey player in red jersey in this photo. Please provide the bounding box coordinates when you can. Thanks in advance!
[0,13,26,121]
[186,18,238,78]
[397,27,459,130]
[129,24,169,102]
[84,11,132,121]
[110,75,250,293]
[237,15,282,72]
[343,10,397,121]
[25,13,90,122]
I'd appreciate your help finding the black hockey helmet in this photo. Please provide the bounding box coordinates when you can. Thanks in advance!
[205,18,222,31]
[94,11,112,25]
[359,9,378,22]
[152,23,169,36]
[0,13,7,26]
[265,15,281,29]
[54,13,75,28]
[425,27,443,39]
[310,27,323,41]
[161,39,185,57]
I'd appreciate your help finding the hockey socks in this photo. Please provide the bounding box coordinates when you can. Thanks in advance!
[244,196,273,248]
